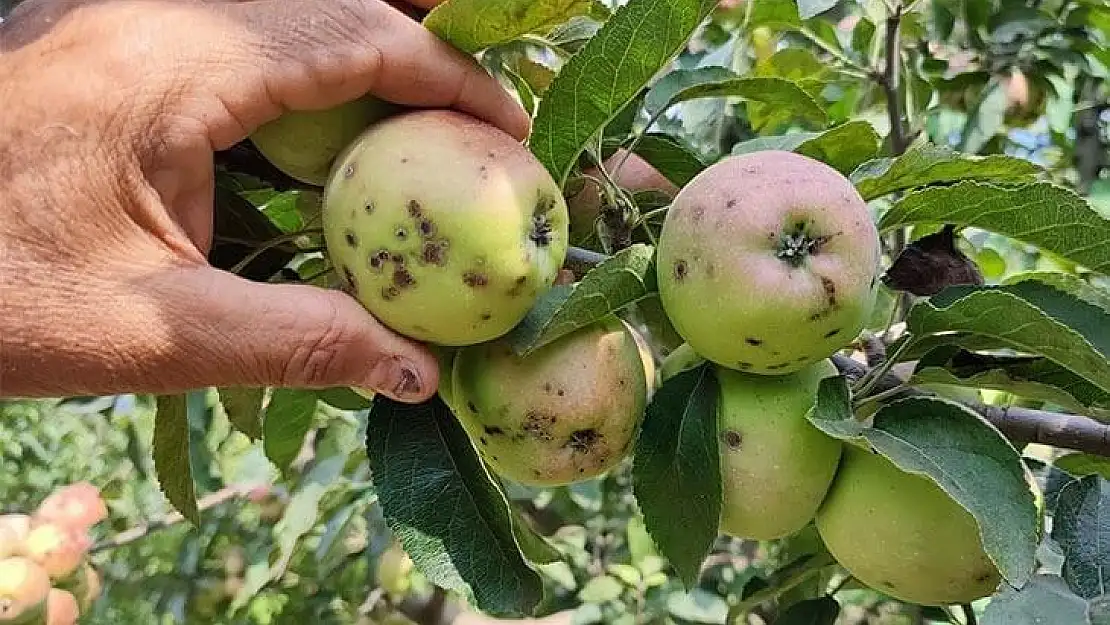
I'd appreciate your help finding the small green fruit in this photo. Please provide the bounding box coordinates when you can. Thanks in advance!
[656,150,881,375]
[453,316,648,486]
[250,95,397,186]
[815,445,1002,606]
[323,109,569,346]
[715,359,843,540]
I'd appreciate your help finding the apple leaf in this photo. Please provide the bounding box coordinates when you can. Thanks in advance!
[262,389,319,473]
[316,387,374,411]
[530,0,719,185]
[1052,474,1110,599]
[645,74,827,130]
[1056,454,1110,481]
[809,396,1039,587]
[366,395,544,617]
[217,387,264,441]
[1002,271,1110,314]
[508,243,656,355]
[851,144,1041,200]
[981,574,1090,625]
[748,0,802,28]
[643,67,737,115]
[271,429,349,577]
[775,596,841,625]
[153,394,200,526]
[632,362,722,588]
[797,0,840,20]
[423,0,595,54]
[906,282,1110,394]
[878,181,1110,275]
[731,121,881,176]
[910,346,1110,418]
[630,133,708,187]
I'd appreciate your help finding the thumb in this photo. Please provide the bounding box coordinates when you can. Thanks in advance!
[156,265,439,402]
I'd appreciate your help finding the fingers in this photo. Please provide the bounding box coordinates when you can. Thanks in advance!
[151,265,439,401]
[203,0,529,144]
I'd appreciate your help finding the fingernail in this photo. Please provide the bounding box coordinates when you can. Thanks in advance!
[371,356,423,401]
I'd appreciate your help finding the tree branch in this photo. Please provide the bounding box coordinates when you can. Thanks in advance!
[90,484,258,553]
[831,354,1110,457]
[881,5,908,155]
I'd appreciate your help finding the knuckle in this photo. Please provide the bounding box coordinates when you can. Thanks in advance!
[277,292,366,388]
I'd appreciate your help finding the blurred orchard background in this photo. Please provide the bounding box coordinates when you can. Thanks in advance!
[1,0,1108,623]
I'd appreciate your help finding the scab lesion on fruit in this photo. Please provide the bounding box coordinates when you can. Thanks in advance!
[392,268,415,289]
[522,412,557,442]
[421,241,448,266]
[736,361,753,370]
[380,285,400,301]
[722,430,743,450]
[364,201,374,214]
[673,259,688,281]
[344,230,359,248]
[566,428,600,453]
[394,226,408,240]
[479,311,493,321]
[529,213,554,246]
[823,328,841,339]
[463,271,489,287]
[507,275,528,297]
[766,362,791,370]
[745,337,763,346]
[483,425,505,435]
[407,200,423,218]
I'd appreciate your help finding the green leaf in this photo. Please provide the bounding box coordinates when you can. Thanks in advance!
[981,574,1090,625]
[508,244,656,355]
[423,0,595,54]
[879,181,1110,274]
[630,133,708,186]
[366,395,544,617]
[796,0,838,19]
[774,596,841,625]
[1056,454,1110,481]
[262,389,319,473]
[731,121,881,175]
[271,431,349,576]
[316,387,374,411]
[806,375,859,439]
[1002,272,1110,314]
[906,283,1110,394]
[748,0,801,28]
[530,0,719,185]
[1053,475,1110,599]
[153,394,200,526]
[851,144,1042,200]
[632,363,721,588]
[910,347,1110,418]
[217,387,264,440]
[508,502,561,565]
[643,67,736,116]
[809,396,1039,587]
[647,75,828,131]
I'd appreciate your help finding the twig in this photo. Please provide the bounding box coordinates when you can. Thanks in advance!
[831,354,1110,457]
[881,5,909,155]
[90,484,256,553]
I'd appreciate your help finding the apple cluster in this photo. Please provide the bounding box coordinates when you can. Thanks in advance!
[0,483,106,625]
[254,100,1005,607]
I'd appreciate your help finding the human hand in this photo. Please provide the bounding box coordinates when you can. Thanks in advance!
[0,0,530,402]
